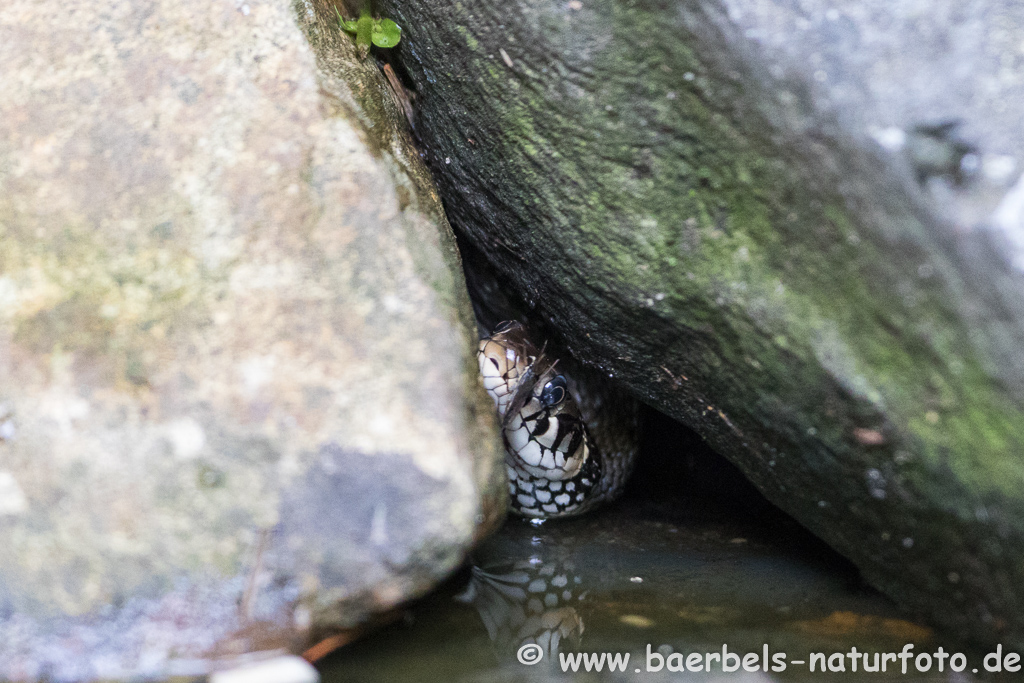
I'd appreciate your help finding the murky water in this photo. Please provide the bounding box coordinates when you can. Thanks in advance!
[320,412,982,682]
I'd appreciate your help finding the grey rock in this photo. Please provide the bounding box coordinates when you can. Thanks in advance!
[381,0,1024,648]
[0,0,503,679]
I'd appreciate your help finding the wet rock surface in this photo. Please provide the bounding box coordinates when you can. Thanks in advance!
[0,0,502,679]
[381,0,1024,648]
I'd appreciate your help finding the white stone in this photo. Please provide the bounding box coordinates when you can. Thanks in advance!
[210,656,319,683]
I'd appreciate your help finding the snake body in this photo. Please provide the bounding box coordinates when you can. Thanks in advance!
[478,321,639,518]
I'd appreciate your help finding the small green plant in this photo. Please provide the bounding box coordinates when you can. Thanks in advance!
[336,2,401,59]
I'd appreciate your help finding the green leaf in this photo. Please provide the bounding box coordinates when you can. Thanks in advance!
[335,7,358,33]
[371,18,402,48]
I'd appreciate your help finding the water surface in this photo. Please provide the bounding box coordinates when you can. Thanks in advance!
[321,411,980,682]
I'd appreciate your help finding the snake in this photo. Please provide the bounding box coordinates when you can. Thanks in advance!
[477,321,640,518]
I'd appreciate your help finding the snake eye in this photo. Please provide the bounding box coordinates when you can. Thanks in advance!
[540,376,567,407]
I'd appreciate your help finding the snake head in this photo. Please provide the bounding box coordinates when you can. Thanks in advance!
[477,321,563,426]
[478,322,534,411]
[478,325,531,416]
[479,321,605,518]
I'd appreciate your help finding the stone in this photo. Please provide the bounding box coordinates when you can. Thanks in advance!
[380,0,1024,648]
[209,655,318,683]
[0,0,503,678]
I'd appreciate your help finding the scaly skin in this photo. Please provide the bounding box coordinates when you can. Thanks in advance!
[478,321,639,518]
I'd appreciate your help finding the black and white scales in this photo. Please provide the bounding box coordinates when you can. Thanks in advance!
[477,321,637,518]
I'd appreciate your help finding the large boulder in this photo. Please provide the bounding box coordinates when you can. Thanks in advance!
[0,0,503,679]
[381,0,1024,647]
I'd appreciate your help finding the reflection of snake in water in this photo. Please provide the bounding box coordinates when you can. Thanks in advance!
[457,559,586,661]
[478,321,640,518]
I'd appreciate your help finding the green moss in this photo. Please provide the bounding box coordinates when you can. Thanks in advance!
[455,25,479,51]
[381,0,1024,647]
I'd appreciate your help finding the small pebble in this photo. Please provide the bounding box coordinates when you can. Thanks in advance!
[620,614,654,628]
[210,656,318,683]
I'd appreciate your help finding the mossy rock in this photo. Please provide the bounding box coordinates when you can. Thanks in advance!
[381,0,1024,647]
